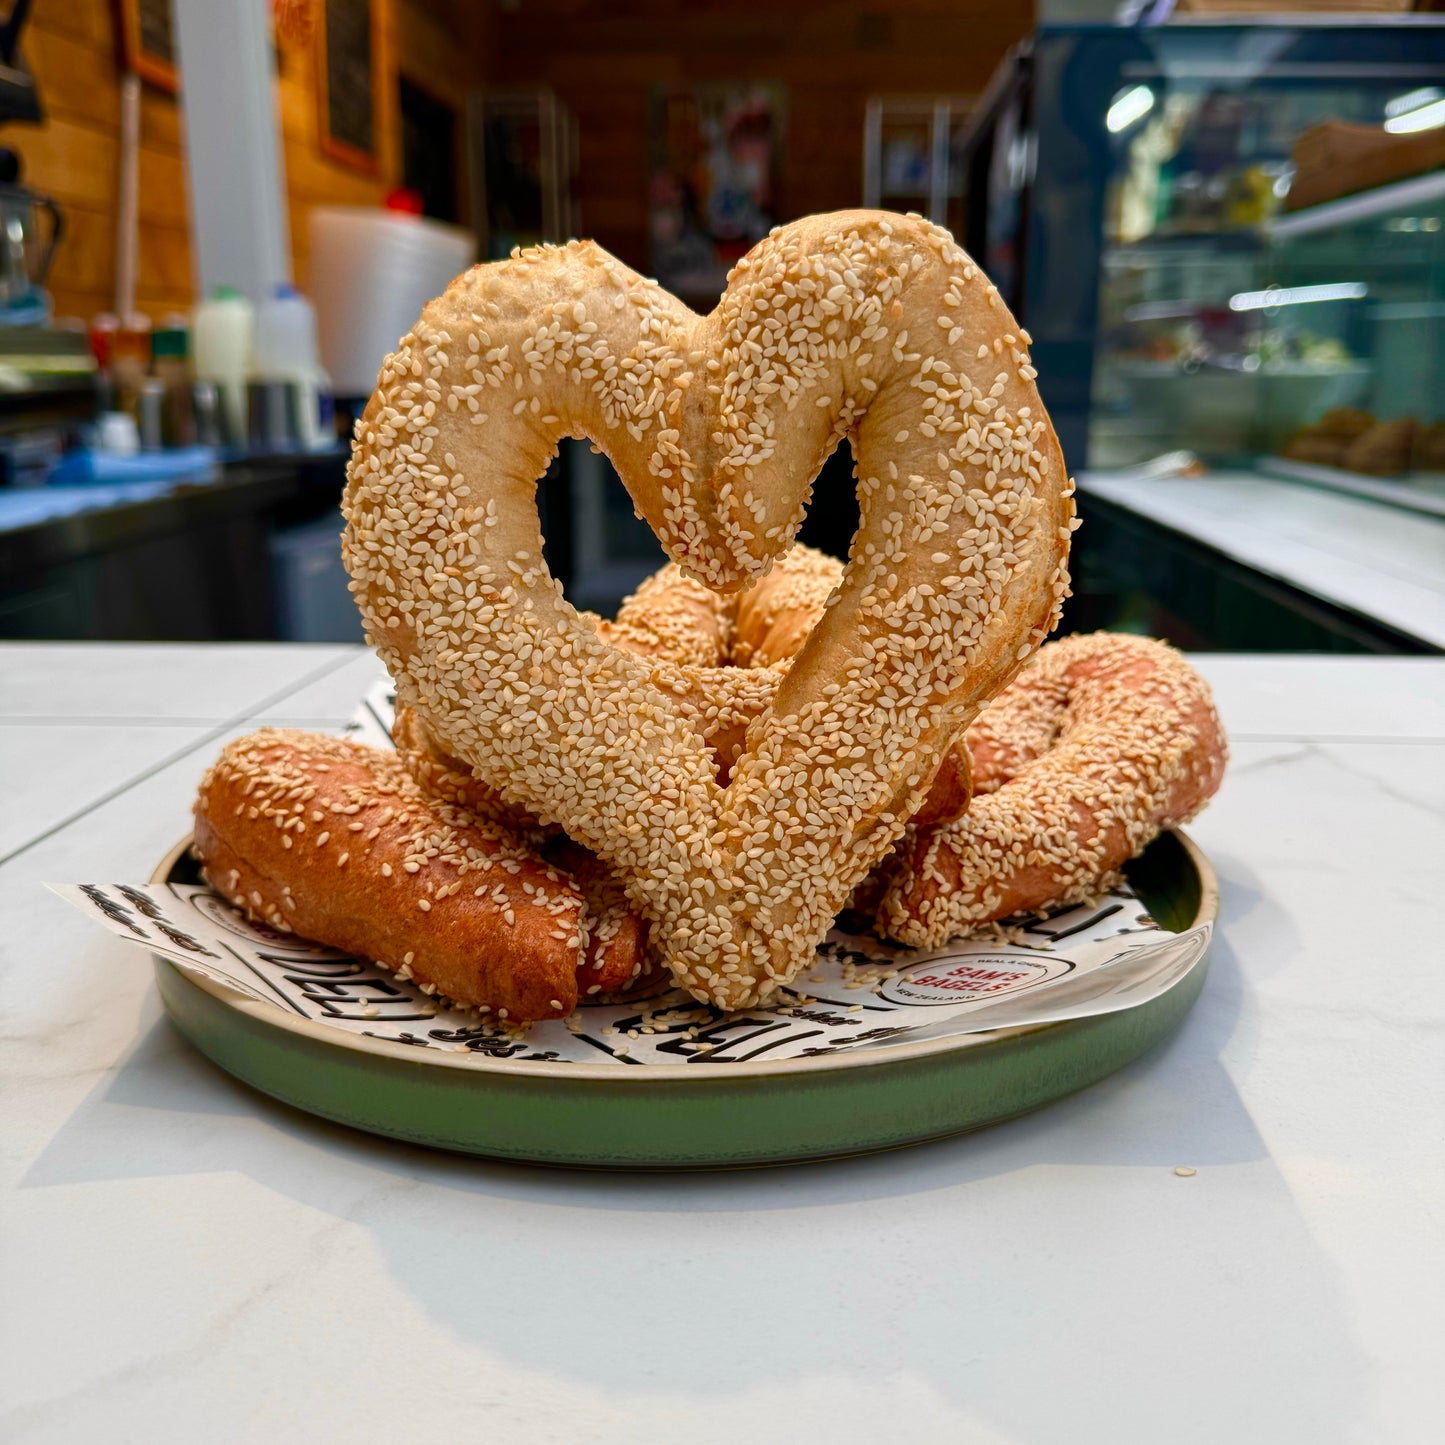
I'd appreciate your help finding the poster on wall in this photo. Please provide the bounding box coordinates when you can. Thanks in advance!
[115,0,178,92]
[648,83,785,309]
[317,0,380,175]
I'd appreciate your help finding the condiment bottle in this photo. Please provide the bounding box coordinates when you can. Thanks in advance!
[254,283,330,451]
[151,320,194,447]
[193,286,254,447]
[111,313,152,418]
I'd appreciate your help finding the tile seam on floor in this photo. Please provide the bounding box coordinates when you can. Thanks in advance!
[0,651,364,869]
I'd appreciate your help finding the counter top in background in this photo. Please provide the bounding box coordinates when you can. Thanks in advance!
[1078,469,1445,652]
[0,452,352,643]
[1,644,1442,1443]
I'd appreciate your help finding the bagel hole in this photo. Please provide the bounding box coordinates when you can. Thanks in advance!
[543,439,861,620]
[540,440,863,790]
[542,439,666,617]
[795,441,863,564]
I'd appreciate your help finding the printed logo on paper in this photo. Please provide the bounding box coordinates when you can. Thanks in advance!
[881,951,1074,1007]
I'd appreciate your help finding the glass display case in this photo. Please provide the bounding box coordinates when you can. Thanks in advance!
[958,18,1445,483]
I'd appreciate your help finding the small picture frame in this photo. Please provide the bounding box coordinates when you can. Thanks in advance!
[115,0,179,94]
[316,0,382,176]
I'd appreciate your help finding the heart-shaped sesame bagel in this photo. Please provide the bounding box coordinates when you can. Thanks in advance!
[343,209,1074,1009]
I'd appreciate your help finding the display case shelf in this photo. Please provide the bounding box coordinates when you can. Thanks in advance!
[957,19,1445,470]
[1090,33,1443,471]
[1268,170,1445,242]
[1258,455,1445,520]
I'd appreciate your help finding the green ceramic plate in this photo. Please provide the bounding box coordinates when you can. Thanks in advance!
[151,831,1217,1169]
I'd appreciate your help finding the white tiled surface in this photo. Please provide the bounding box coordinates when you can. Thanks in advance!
[2,646,1442,1445]
[1190,654,1445,739]
[0,723,215,861]
[1079,472,1445,651]
[0,644,365,868]
[0,642,356,722]
[254,648,387,723]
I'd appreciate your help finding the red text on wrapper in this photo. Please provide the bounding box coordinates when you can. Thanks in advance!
[881,952,1075,1007]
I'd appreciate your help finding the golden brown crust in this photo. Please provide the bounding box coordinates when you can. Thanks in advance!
[391,701,534,825]
[343,209,1073,1007]
[910,742,973,826]
[390,702,581,846]
[596,565,733,667]
[393,703,659,967]
[1344,418,1416,477]
[730,544,846,669]
[876,634,1227,945]
[545,839,654,996]
[608,545,976,821]
[193,729,584,1021]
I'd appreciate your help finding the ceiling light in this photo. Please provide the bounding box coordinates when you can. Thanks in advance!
[1228,283,1368,312]
[1106,85,1155,135]
[1385,96,1445,134]
[1385,87,1442,119]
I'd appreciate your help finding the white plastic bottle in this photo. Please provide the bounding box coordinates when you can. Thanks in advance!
[254,283,331,451]
[192,287,254,447]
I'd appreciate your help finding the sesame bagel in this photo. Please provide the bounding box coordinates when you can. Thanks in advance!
[343,209,1074,1008]
[875,633,1228,946]
[391,698,542,830]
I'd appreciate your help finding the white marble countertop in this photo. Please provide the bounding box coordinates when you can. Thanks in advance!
[1077,470,1445,651]
[2,644,1442,1444]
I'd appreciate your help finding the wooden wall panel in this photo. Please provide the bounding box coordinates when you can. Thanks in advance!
[12,111,120,210]
[10,0,1019,324]
[22,21,119,130]
[12,0,488,322]
[493,0,1034,277]
[31,0,115,51]
[389,0,492,232]
[12,0,194,321]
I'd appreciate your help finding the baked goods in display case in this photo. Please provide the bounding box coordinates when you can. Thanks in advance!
[1284,121,1445,217]
[189,210,1227,1023]
[1283,409,1442,478]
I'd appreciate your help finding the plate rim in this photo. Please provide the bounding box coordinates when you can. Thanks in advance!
[150,830,1217,1086]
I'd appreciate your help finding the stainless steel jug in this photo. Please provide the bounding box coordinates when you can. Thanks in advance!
[0,176,62,311]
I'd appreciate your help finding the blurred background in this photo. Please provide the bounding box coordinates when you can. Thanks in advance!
[0,0,1440,651]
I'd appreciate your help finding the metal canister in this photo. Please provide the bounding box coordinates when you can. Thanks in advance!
[137,378,167,451]
[191,381,222,448]
[247,379,302,453]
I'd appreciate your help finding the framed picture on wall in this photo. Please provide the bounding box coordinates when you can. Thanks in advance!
[648,82,785,309]
[114,0,178,93]
[316,0,382,175]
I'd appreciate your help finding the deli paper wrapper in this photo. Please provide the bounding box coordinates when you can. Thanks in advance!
[50,677,1211,1068]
